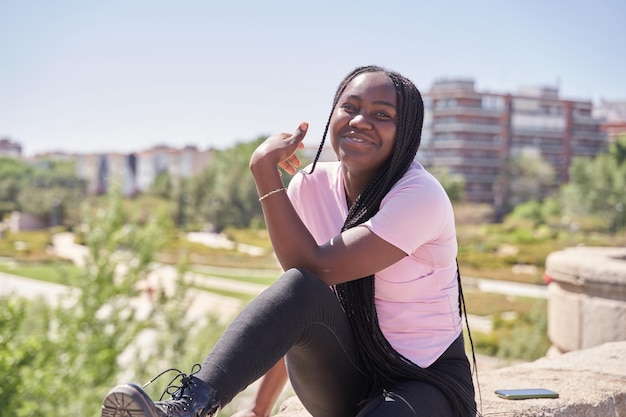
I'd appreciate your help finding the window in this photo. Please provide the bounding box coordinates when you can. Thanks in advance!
[482,95,504,110]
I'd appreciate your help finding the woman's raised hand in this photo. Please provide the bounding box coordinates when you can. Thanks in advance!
[250,122,308,176]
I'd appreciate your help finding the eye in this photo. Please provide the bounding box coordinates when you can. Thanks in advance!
[341,103,356,111]
[340,102,358,112]
[375,111,391,119]
[374,109,397,121]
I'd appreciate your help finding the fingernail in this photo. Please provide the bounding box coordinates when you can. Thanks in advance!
[300,122,308,131]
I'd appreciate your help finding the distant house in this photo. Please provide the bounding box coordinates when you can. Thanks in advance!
[75,154,107,195]
[135,145,213,193]
[74,145,214,196]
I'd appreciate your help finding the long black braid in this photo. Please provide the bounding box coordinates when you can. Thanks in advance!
[308,66,478,416]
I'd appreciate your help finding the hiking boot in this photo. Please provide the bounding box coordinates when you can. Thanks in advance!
[101,365,220,417]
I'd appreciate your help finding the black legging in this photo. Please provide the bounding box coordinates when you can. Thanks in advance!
[196,268,475,417]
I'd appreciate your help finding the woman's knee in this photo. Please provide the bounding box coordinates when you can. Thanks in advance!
[277,268,332,298]
[255,268,336,317]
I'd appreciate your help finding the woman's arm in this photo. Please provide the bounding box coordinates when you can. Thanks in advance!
[249,123,406,285]
[230,358,288,417]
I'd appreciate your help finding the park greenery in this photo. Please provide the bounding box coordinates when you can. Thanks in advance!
[0,135,625,415]
[1,189,228,416]
[1,135,625,235]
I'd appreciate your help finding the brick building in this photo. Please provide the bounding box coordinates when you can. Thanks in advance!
[421,79,607,215]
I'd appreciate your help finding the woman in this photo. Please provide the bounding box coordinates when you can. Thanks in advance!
[100,65,478,417]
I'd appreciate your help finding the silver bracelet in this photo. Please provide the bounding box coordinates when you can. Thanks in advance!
[258,187,286,202]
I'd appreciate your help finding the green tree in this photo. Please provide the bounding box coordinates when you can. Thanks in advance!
[0,157,32,217]
[494,149,557,220]
[560,136,626,233]
[173,178,193,228]
[608,134,626,165]
[0,158,86,227]
[428,166,465,203]
[150,171,173,199]
[508,148,556,207]
[17,172,86,228]
[192,137,267,231]
[10,187,189,416]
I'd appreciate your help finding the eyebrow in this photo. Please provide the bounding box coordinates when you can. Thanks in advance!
[344,94,397,109]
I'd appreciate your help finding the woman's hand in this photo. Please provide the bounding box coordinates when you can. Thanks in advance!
[250,122,308,176]
[230,408,267,417]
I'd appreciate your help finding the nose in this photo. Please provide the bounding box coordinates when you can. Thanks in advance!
[348,113,372,129]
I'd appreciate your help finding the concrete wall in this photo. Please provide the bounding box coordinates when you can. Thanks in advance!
[545,247,626,353]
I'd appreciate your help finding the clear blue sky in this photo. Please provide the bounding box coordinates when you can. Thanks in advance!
[2,0,625,156]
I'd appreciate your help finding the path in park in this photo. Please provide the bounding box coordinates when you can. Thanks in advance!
[8,231,549,333]
[1,271,71,304]
[49,232,266,318]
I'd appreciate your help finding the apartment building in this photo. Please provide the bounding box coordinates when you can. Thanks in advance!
[135,145,214,192]
[594,100,626,142]
[76,145,214,196]
[421,79,606,213]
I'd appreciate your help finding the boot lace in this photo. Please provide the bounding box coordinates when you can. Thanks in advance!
[141,363,203,401]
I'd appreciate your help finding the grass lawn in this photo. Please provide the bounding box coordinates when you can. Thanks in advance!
[462,289,546,317]
[189,265,279,286]
[0,257,545,314]
[0,260,82,285]
[188,284,255,303]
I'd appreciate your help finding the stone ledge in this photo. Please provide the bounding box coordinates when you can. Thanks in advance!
[274,341,626,417]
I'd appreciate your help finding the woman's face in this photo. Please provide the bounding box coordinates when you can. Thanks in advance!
[330,71,398,177]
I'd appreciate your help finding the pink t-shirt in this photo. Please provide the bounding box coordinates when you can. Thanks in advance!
[287,160,462,367]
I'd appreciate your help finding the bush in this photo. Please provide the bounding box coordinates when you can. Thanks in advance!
[2,188,223,415]
[0,298,38,417]
[494,301,550,361]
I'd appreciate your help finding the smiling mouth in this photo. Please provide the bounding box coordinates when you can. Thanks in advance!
[344,136,369,144]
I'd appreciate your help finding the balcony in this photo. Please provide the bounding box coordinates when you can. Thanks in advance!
[429,139,501,150]
[573,115,603,125]
[571,131,607,141]
[572,145,606,156]
[433,123,502,134]
[512,127,565,138]
[430,155,501,168]
[461,172,499,183]
[432,106,504,118]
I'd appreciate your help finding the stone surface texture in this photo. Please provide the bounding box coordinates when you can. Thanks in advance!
[546,246,626,352]
[274,341,626,417]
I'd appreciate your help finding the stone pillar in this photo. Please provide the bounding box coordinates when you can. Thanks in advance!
[545,247,626,353]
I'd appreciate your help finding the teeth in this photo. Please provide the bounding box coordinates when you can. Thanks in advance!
[346,136,365,143]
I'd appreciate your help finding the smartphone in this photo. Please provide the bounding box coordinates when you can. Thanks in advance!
[495,388,559,400]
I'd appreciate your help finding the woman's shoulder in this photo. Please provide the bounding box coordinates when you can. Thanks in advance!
[397,161,444,190]
[386,161,453,209]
